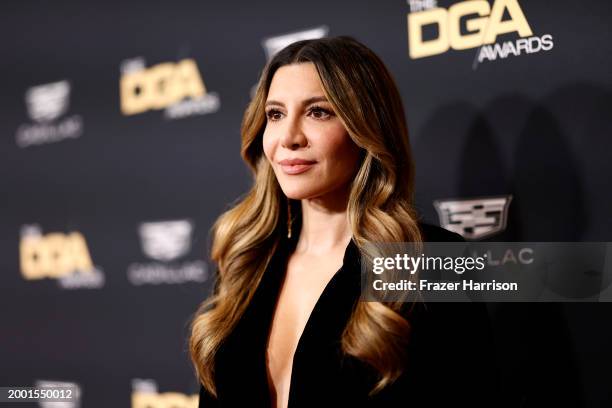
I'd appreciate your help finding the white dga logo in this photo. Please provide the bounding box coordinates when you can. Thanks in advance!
[261,26,329,62]
[138,220,193,262]
[16,80,83,148]
[35,379,81,408]
[26,80,70,123]
[434,195,512,240]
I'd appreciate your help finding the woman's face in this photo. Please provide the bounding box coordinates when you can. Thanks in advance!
[262,62,361,201]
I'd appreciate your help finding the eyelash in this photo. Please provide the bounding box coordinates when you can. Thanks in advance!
[265,105,334,122]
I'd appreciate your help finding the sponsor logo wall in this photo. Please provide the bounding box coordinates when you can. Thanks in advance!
[1,1,610,407]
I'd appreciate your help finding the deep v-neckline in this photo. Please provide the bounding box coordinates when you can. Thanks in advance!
[263,237,359,408]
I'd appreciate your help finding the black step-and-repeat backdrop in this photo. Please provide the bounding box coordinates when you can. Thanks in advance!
[1,1,611,407]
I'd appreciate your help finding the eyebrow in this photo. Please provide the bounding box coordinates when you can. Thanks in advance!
[265,96,329,108]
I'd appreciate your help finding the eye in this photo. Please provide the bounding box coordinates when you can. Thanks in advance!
[308,105,333,120]
[265,109,283,121]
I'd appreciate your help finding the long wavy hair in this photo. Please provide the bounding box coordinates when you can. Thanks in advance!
[189,35,423,398]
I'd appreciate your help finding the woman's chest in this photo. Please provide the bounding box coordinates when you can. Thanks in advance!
[214,251,366,405]
[265,254,345,405]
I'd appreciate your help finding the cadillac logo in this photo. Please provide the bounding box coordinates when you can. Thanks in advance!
[434,195,512,240]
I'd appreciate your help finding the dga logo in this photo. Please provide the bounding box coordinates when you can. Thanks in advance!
[19,225,105,289]
[131,379,197,408]
[407,0,554,66]
[35,379,81,408]
[127,219,208,285]
[251,26,329,97]
[16,80,84,148]
[120,57,220,119]
[434,195,512,240]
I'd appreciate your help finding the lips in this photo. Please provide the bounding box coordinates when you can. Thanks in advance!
[278,158,317,175]
[278,158,317,166]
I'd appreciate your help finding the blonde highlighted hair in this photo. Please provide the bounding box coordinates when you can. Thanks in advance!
[189,36,422,398]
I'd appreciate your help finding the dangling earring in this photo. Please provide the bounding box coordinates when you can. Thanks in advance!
[287,199,293,239]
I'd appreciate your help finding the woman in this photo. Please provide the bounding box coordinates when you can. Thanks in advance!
[190,36,498,407]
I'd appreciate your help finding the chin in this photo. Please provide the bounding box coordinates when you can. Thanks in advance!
[282,190,312,201]
[279,184,323,201]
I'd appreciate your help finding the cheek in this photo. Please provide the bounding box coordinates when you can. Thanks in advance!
[262,129,275,161]
[324,143,360,181]
[324,131,358,167]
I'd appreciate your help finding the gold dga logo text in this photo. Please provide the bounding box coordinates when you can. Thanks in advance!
[20,232,94,279]
[132,391,198,408]
[408,0,535,58]
[120,59,206,115]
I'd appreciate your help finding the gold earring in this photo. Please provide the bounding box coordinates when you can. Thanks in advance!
[287,200,293,239]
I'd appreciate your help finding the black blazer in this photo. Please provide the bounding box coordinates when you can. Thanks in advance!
[198,223,500,407]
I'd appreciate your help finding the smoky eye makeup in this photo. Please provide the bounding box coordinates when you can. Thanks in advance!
[307,105,334,119]
[265,108,283,121]
[264,101,336,122]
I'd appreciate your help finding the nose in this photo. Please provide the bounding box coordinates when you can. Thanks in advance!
[280,112,308,150]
